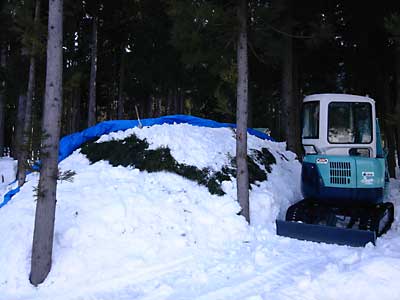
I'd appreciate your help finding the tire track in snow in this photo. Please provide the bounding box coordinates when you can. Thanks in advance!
[80,250,325,300]
[12,249,326,300]
[11,255,193,300]
[186,254,324,300]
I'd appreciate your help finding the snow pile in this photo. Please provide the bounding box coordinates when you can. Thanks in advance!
[0,124,300,299]
[1,123,400,300]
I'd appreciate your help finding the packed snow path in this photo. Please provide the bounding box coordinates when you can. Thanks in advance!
[10,225,400,300]
[76,245,322,300]
[1,124,400,300]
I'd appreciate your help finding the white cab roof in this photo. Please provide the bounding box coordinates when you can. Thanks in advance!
[304,93,375,103]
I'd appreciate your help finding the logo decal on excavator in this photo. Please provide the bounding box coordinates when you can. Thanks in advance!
[316,158,328,164]
[361,171,374,185]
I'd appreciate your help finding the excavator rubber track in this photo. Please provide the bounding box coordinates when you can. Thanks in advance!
[276,199,394,247]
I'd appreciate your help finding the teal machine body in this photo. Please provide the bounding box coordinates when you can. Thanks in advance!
[276,94,394,247]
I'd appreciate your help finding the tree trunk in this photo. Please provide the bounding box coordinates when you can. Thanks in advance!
[178,88,184,114]
[117,47,125,119]
[156,96,162,117]
[71,86,81,133]
[147,96,153,118]
[385,124,397,178]
[30,0,63,286]
[395,45,400,172]
[281,35,292,145]
[18,54,36,185]
[167,89,173,115]
[281,0,301,157]
[236,0,249,223]
[137,96,146,118]
[247,86,252,128]
[18,0,41,185]
[31,107,41,161]
[0,98,4,155]
[154,97,159,117]
[15,95,27,181]
[382,67,397,178]
[88,16,97,127]
[0,45,6,156]
[395,129,400,173]
[173,88,178,114]
[292,45,303,157]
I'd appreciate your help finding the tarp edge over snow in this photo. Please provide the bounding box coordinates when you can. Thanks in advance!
[1,114,273,208]
[59,115,273,162]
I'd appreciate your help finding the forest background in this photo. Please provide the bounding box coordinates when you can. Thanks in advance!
[0,0,400,178]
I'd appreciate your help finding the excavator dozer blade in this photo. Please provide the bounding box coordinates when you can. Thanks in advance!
[276,220,376,247]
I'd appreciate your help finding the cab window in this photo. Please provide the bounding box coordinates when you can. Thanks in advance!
[302,101,319,139]
[328,102,372,144]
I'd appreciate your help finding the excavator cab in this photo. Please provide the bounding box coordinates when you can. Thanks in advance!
[276,94,394,247]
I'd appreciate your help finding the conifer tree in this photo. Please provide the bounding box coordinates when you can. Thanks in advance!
[0,45,5,156]
[386,14,400,173]
[18,0,41,186]
[236,0,249,222]
[88,15,97,127]
[30,0,63,286]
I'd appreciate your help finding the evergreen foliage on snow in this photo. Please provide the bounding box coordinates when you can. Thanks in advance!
[80,134,276,196]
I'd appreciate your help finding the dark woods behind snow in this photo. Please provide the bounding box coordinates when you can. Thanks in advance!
[0,0,399,176]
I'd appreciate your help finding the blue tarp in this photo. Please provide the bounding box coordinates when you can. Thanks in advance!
[1,186,20,208]
[1,114,273,208]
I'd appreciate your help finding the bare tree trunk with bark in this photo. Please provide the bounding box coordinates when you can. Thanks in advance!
[18,54,36,185]
[15,95,27,172]
[281,0,302,157]
[167,89,173,115]
[30,0,63,286]
[173,88,178,114]
[88,16,97,127]
[292,47,302,157]
[381,67,397,178]
[396,130,400,170]
[0,45,6,156]
[177,88,184,114]
[71,86,81,133]
[146,96,153,118]
[236,0,249,223]
[395,45,400,172]
[18,0,41,185]
[117,47,125,119]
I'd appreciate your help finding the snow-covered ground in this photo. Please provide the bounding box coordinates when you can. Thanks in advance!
[0,157,17,195]
[0,123,400,300]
